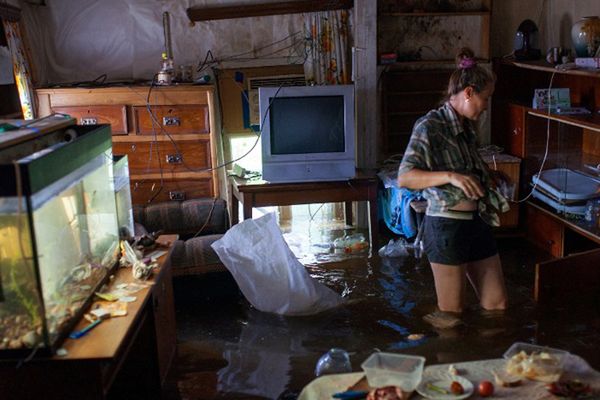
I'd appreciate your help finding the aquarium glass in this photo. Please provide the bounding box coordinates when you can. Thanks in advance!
[0,198,45,351]
[0,123,119,354]
[113,155,134,239]
[32,152,119,344]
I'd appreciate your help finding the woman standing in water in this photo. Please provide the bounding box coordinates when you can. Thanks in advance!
[397,48,509,329]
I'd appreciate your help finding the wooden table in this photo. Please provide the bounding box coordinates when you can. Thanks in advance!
[229,174,380,247]
[0,236,177,400]
[299,357,600,399]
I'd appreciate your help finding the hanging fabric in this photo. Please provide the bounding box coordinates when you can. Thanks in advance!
[303,9,352,85]
[2,18,36,119]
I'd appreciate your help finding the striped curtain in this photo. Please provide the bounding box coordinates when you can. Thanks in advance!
[303,9,352,85]
[2,19,36,119]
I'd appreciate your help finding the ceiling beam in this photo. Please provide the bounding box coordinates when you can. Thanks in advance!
[186,0,353,22]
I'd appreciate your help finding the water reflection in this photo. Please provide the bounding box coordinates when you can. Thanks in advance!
[216,308,354,399]
[172,216,600,400]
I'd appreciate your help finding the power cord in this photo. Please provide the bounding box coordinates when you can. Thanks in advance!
[514,70,556,204]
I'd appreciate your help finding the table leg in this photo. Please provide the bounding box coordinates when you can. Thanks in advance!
[368,194,378,249]
[344,201,353,227]
[230,183,239,225]
[242,194,253,220]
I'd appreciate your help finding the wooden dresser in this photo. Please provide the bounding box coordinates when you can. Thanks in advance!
[35,85,219,205]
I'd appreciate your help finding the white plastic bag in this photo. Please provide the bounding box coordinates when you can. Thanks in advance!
[211,213,344,316]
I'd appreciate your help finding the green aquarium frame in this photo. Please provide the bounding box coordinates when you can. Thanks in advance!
[0,122,120,358]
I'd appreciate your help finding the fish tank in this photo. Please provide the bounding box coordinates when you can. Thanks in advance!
[0,118,120,357]
[113,155,134,239]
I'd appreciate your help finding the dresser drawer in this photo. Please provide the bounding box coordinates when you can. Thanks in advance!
[113,139,211,174]
[52,105,128,135]
[133,105,210,135]
[131,178,214,204]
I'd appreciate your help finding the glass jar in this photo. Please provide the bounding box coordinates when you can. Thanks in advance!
[314,348,352,376]
[571,16,600,57]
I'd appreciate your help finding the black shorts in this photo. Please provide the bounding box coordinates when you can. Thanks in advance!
[422,214,498,265]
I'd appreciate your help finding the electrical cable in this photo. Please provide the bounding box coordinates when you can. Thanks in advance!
[513,70,556,204]
[128,72,284,205]
[191,198,217,238]
[145,74,166,204]
[195,32,306,75]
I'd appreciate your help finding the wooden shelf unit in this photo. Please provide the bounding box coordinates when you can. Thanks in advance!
[380,68,452,160]
[492,58,600,302]
[377,0,492,65]
[380,11,490,17]
[378,0,493,163]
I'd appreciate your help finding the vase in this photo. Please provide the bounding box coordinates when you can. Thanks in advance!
[571,16,600,57]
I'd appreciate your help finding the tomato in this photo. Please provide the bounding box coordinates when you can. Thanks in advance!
[450,381,464,395]
[478,380,494,397]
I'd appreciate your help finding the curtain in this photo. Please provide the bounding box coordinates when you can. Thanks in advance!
[3,19,36,119]
[303,9,352,85]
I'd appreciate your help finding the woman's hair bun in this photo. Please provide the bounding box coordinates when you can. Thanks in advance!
[456,47,476,69]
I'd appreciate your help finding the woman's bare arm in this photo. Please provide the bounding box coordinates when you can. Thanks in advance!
[397,168,485,200]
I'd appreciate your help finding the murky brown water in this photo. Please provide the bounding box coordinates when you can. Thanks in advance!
[167,212,600,400]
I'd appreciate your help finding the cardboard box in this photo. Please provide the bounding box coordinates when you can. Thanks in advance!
[575,57,600,68]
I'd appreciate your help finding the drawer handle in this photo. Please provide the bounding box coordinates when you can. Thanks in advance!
[169,191,185,201]
[81,117,98,125]
[131,144,137,152]
[166,154,183,164]
[163,116,180,126]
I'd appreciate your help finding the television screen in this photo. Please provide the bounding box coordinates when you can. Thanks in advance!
[269,96,345,155]
[259,84,355,183]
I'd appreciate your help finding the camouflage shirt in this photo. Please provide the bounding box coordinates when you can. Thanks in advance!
[398,102,509,226]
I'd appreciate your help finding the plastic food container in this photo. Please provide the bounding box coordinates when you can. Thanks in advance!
[503,342,568,382]
[361,352,425,391]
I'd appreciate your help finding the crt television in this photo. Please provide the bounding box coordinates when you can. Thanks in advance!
[258,84,355,183]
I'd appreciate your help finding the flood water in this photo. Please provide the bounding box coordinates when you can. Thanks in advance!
[166,207,600,400]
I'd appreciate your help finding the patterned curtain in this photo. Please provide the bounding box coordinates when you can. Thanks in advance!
[303,9,352,85]
[2,19,36,119]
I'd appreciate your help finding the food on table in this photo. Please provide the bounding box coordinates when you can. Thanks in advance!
[448,364,458,375]
[505,350,563,382]
[366,386,407,400]
[478,380,494,397]
[492,369,522,387]
[547,380,593,398]
[426,382,449,395]
[450,380,464,395]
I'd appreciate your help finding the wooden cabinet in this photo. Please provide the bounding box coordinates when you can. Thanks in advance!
[0,240,177,399]
[492,101,527,158]
[152,249,176,386]
[35,85,219,205]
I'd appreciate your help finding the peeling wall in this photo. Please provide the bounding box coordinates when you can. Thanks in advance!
[491,0,600,58]
[20,0,306,86]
